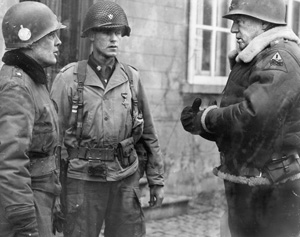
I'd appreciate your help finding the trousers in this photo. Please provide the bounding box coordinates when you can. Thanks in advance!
[63,171,146,237]
[225,179,300,237]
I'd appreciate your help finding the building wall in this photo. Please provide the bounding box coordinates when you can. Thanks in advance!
[0,0,223,197]
[116,0,222,196]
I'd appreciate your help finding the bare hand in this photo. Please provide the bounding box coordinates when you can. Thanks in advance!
[149,185,164,208]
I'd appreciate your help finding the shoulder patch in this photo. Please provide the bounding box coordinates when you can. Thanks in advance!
[60,62,76,73]
[263,51,287,72]
[271,52,283,66]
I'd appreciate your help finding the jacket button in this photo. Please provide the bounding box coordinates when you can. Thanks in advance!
[104,117,109,121]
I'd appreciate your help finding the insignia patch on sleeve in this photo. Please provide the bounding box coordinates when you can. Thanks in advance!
[264,51,287,72]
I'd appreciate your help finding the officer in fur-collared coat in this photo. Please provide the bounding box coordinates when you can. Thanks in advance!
[181,0,300,236]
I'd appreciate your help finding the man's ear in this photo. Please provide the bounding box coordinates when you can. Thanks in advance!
[262,21,271,31]
[87,30,95,42]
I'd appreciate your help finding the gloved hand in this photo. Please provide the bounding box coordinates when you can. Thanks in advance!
[180,98,204,135]
[52,196,65,234]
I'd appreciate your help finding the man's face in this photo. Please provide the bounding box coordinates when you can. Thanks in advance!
[90,28,123,59]
[230,15,265,51]
[30,31,62,68]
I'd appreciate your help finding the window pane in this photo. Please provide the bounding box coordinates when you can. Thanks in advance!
[292,2,300,36]
[217,0,231,28]
[202,30,211,71]
[215,32,230,76]
[194,30,211,75]
[203,0,212,26]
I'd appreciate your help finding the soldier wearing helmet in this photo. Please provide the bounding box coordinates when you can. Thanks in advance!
[51,1,164,237]
[0,2,65,237]
[181,0,300,237]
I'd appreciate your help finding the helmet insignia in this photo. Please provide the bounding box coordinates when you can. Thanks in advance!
[108,14,114,20]
[229,3,236,11]
[18,25,31,41]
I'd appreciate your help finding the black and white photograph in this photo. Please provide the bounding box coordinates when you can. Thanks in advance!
[0,0,300,237]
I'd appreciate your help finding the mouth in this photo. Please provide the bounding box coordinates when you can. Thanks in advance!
[108,45,118,50]
[53,51,59,57]
[236,38,243,44]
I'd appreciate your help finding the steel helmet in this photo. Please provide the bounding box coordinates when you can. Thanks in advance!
[81,1,131,38]
[223,0,287,25]
[2,1,66,50]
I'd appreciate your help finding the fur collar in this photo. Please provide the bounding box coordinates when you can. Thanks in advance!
[2,50,47,85]
[228,26,300,68]
[213,167,300,186]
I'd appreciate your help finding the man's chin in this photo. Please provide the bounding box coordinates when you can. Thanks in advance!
[238,43,247,51]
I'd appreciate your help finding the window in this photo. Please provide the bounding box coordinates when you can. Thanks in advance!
[187,0,235,88]
[287,0,300,35]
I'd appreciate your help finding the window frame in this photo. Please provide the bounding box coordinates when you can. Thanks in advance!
[287,0,300,31]
[187,0,235,91]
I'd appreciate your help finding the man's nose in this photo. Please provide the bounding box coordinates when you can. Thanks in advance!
[231,22,238,33]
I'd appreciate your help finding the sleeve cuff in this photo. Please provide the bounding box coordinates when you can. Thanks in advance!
[200,105,218,133]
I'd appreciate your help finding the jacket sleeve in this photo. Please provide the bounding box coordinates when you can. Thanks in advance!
[204,49,300,140]
[0,81,39,236]
[50,68,74,147]
[137,79,164,186]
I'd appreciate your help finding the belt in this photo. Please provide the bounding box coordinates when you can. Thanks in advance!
[29,155,57,177]
[68,147,116,161]
[217,151,300,185]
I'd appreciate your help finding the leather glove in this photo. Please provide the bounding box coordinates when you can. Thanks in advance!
[52,196,65,234]
[180,98,204,135]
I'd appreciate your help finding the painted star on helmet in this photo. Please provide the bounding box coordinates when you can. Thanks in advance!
[108,14,114,20]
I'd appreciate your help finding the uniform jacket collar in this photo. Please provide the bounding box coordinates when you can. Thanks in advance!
[229,26,300,67]
[77,60,129,94]
[2,49,47,85]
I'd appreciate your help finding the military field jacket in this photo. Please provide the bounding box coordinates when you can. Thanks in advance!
[51,60,164,185]
[0,64,60,234]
